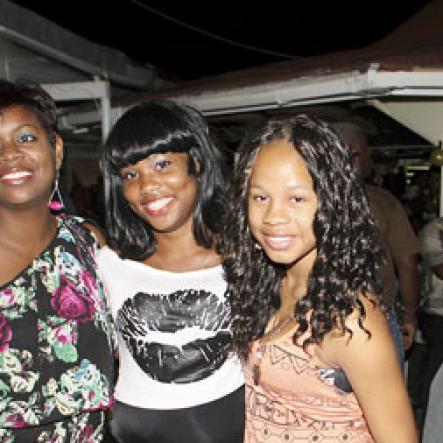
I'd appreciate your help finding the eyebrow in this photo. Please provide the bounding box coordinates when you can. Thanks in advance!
[249,183,312,192]
[14,124,40,131]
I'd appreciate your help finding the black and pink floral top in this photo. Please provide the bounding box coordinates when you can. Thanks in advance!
[0,216,115,430]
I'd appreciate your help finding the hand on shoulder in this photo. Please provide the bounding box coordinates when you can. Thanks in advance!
[83,221,107,248]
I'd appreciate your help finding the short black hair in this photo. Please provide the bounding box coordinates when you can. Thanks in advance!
[0,79,57,145]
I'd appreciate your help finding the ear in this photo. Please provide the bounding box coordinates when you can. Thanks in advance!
[190,154,201,176]
[54,134,64,171]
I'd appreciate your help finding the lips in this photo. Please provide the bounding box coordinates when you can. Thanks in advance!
[0,168,33,184]
[142,196,173,215]
[263,235,296,250]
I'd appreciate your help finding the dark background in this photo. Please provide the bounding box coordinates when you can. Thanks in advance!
[12,0,431,81]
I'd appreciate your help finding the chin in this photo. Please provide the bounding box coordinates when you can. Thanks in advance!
[263,248,298,265]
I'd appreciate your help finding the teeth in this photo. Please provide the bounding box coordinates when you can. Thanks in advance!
[265,236,295,249]
[147,197,173,211]
[267,236,292,243]
[1,171,32,180]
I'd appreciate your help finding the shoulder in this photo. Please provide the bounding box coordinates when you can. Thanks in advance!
[60,215,107,251]
[82,221,107,247]
[322,296,389,366]
[366,184,402,208]
[344,295,386,337]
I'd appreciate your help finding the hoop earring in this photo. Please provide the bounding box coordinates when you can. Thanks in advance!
[48,171,64,211]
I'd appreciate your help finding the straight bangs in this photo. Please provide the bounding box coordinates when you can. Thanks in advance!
[107,129,198,173]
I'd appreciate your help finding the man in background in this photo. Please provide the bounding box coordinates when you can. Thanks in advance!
[419,217,443,428]
[332,122,420,365]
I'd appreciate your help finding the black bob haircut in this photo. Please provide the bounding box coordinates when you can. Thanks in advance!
[0,79,57,146]
[103,99,227,260]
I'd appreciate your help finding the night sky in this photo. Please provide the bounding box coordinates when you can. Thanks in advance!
[12,0,431,81]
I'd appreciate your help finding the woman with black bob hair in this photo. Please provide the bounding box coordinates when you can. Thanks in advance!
[104,99,225,260]
[98,99,244,443]
[222,115,417,442]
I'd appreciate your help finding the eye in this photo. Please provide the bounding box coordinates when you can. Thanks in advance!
[249,193,268,203]
[154,159,171,172]
[16,132,37,144]
[120,170,138,181]
[290,196,305,203]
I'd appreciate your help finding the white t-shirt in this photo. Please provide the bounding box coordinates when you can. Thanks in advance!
[96,246,244,409]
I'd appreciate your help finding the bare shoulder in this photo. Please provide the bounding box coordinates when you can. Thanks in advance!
[344,295,386,337]
[83,222,107,247]
[322,295,389,365]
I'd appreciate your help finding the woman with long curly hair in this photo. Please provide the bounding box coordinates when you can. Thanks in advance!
[222,115,417,442]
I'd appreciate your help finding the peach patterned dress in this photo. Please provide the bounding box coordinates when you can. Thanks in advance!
[244,329,374,443]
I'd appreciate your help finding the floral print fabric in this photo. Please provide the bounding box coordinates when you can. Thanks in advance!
[0,410,105,443]
[0,216,114,439]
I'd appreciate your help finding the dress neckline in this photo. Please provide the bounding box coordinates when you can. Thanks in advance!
[0,217,63,290]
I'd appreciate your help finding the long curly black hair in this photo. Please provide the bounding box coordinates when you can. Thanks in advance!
[222,115,384,356]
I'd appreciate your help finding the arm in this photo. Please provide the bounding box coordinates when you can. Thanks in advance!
[381,191,420,351]
[330,298,417,443]
[393,253,420,350]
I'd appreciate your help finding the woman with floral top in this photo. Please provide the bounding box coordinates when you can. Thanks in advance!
[0,79,115,442]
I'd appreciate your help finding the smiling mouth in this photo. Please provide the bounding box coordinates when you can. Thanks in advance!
[145,197,173,212]
[0,170,33,183]
[263,235,295,250]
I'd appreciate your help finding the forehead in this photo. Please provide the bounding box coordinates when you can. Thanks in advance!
[252,139,307,173]
[121,151,189,168]
[0,104,41,127]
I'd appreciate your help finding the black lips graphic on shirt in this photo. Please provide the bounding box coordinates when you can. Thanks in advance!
[116,289,232,383]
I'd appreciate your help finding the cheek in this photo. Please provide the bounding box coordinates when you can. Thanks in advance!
[247,207,262,236]
[174,171,196,188]
[178,174,198,197]
[303,210,317,239]
[121,182,137,202]
[35,148,56,171]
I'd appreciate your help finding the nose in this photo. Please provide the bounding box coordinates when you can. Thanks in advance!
[0,140,22,163]
[263,200,291,225]
[139,171,161,196]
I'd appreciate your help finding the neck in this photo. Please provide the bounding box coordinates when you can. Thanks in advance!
[154,225,203,258]
[280,247,316,308]
[148,222,219,271]
[0,206,57,254]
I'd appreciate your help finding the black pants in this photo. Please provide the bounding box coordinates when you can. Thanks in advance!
[110,386,245,443]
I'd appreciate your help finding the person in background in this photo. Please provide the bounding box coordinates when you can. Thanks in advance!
[332,122,420,365]
[422,363,443,442]
[98,100,244,443]
[222,115,417,442]
[418,217,443,427]
[0,79,115,442]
